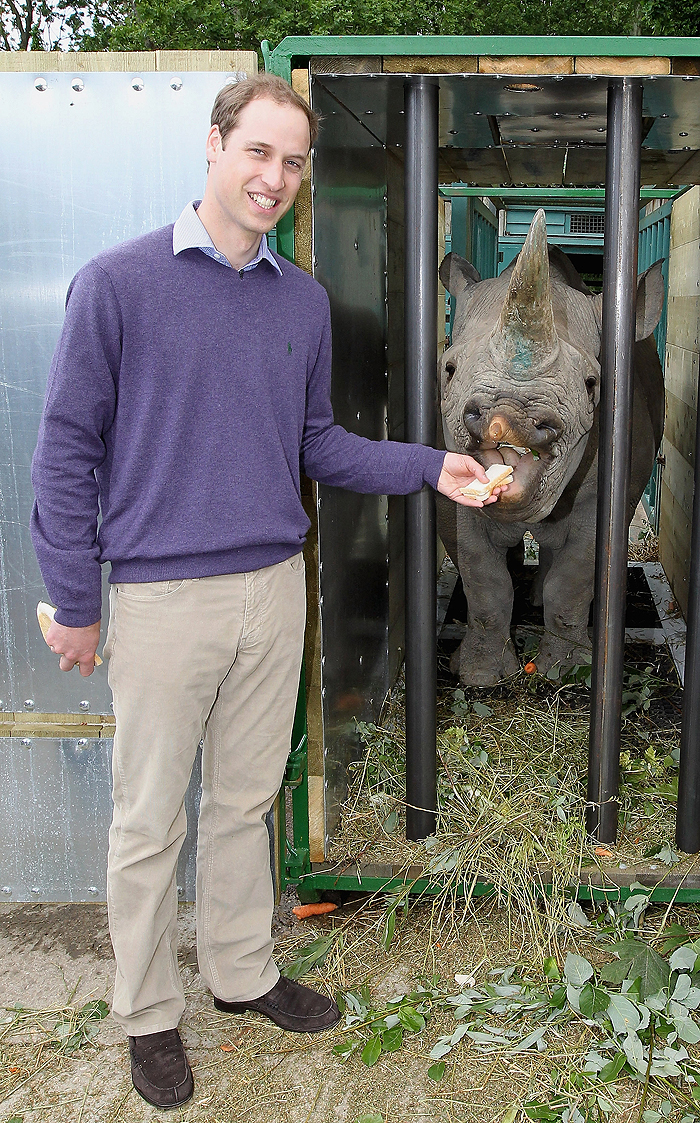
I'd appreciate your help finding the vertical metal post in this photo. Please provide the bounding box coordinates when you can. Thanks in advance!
[587,78,643,842]
[404,76,439,841]
[676,394,700,852]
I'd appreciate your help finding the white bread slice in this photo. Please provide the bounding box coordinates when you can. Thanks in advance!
[37,601,103,666]
[459,463,514,501]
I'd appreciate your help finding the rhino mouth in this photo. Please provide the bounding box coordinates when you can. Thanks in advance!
[473,442,551,506]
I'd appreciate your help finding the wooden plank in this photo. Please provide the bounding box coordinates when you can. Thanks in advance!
[665,389,697,468]
[671,183,700,233]
[479,55,572,74]
[383,56,477,73]
[575,55,670,75]
[0,51,157,71]
[670,188,700,253]
[668,240,700,299]
[666,295,700,352]
[663,440,695,517]
[665,345,699,412]
[672,57,700,76]
[312,57,382,73]
[307,775,326,863]
[659,480,691,616]
[154,50,256,73]
[0,50,256,73]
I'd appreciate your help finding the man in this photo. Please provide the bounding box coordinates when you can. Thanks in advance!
[31,73,502,1110]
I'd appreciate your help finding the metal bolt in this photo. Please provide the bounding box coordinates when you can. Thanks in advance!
[131,77,144,91]
[77,738,88,748]
[24,699,34,711]
[680,132,689,137]
[71,77,84,92]
[177,885,184,897]
[1,887,11,896]
[20,738,31,748]
[79,700,90,712]
[169,77,182,91]
[30,887,40,895]
[87,886,98,895]
[34,77,48,92]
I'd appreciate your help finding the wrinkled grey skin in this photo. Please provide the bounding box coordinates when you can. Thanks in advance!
[437,209,665,686]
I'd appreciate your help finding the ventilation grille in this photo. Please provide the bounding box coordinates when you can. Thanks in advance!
[570,213,605,235]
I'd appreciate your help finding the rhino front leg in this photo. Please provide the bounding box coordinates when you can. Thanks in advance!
[451,509,520,686]
[535,520,595,674]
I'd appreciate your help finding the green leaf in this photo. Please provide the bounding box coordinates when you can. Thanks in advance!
[332,1040,356,1059]
[381,1026,403,1053]
[564,952,593,987]
[599,1052,627,1082]
[604,939,670,999]
[397,1006,425,1032]
[607,994,641,1036]
[282,935,337,980]
[579,982,595,1017]
[427,1061,446,1082]
[382,907,396,951]
[670,946,699,973]
[543,956,560,980]
[599,959,630,985]
[472,701,493,717]
[382,811,398,835]
[361,1033,382,1067]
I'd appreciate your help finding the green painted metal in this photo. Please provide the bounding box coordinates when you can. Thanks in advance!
[268,35,700,68]
[282,665,312,883]
[289,870,700,904]
[441,187,682,201]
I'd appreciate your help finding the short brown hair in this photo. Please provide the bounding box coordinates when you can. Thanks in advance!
[211,73,320,150]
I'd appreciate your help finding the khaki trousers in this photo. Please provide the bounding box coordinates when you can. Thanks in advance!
[104,556,306,1035]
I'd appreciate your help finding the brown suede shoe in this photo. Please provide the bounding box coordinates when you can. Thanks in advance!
[213,975,340,1033]
[129,1029,194,1110]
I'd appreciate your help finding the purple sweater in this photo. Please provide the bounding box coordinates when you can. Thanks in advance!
[31,225,445,628]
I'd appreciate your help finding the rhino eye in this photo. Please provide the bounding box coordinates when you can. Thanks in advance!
[585,375,598,399]
[444,362,456,382]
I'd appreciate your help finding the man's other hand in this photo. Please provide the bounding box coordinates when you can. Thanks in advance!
[45,619,101,677]
[437,453,509,508]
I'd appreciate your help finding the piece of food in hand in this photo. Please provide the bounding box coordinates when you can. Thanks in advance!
[458,463,514,501]
[36,601,102,666]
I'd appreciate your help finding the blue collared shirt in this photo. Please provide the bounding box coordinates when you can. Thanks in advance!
[172,200,283,275]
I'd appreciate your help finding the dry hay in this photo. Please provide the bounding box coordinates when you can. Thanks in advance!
[326,648,686,953]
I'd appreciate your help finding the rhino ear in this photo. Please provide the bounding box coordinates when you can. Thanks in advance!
[636,261,664,341]
[588,260,664,342]
[439,253,481,296]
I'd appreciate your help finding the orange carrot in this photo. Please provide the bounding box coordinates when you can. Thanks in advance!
[292,902,338,919]
[594,847,613,858]
[524,662,537,674]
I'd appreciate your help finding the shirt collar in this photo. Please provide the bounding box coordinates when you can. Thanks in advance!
[172,200,283,276]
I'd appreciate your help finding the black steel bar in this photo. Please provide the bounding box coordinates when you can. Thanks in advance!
[587,78,643,842]
[676,393,700,851]
[404,75,439,841]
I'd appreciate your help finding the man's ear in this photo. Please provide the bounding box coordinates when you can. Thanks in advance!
[636,260,665,341]
[439,253,481,296]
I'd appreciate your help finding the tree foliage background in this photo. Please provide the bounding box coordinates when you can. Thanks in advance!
[1,0,698,55]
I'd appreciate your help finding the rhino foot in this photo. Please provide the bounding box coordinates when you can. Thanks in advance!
[450,630,520,686]
[535,633,592,677]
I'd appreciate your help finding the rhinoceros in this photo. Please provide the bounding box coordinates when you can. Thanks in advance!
[437,209,665,686]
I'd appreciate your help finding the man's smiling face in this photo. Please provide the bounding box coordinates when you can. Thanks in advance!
[204,96,310,240]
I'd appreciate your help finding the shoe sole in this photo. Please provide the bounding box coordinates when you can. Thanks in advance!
[213,999,340,1034]
[132,1081,194,1111]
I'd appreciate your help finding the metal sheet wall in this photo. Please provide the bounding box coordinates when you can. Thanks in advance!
[0,70,234,715]
[0,70,238,898]
[0,737,199,902]
[310,79,392,846]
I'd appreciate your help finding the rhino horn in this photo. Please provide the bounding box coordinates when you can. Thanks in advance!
[490,209,559,378]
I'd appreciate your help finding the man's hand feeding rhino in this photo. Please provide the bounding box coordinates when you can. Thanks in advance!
[437,209,665,686]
